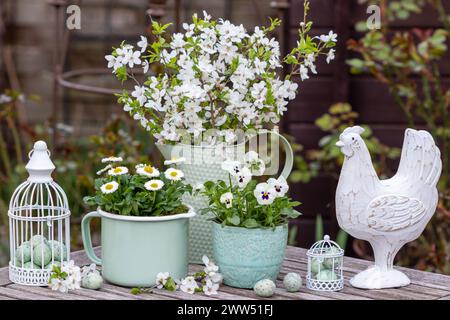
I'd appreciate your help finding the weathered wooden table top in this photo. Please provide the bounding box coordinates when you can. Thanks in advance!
[0,246,449,300]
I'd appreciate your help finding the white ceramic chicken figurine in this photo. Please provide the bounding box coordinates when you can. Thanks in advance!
[335,126,442,289]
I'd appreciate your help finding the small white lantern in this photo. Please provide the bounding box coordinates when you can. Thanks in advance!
[8,141,71,286]
[306,235,344,291]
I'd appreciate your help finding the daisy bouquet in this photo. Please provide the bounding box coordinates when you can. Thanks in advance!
[106,0,337,145]
[198,152,301,228]
[83,156,192,216]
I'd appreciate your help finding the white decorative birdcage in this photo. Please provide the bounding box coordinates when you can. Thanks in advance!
[306,235,344,291]
[8,141,71,286]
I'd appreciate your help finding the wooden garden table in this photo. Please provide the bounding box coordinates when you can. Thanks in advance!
[0,246,449,300]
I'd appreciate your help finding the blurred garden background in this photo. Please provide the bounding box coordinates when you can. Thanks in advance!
[0,0,448,273]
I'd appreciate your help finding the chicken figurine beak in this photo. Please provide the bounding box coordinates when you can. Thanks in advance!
[336,140,345,147]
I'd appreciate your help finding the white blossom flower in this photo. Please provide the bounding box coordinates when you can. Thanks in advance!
[49,260,81,293]
[164,168,184,181]
[132,85,147,106]
[180,276,198,294]
[100,181,119,194]
[267,176,289,197]
[254,182,276,205]
[299,64,309,81]
[220,192,233,208]
[137,36,148,52]
[156,272,170,289]
[203,279,219,295]
[326,49,336,64]
[136,165,160,178]
[145,179,165,191]
[108,166,129,176]
[101,156,123,163]
[319,30,338,43]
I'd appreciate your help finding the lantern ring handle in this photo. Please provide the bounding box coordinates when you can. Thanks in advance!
[28,149,51,159]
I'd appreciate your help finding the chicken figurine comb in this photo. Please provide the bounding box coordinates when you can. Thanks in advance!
[335,126,442,289]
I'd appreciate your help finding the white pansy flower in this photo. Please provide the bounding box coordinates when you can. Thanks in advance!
[234,167,252,188]
[267,176,289,197]
[164,168,184,181]
[254,182,276,205]
[100,181,119,194]
[136,165,160,178]
[220,192,233,208]
[156,272,170,289]
[101,156,123,163]
[108,166,129,176]
[193,183,205,192]
[221,160,242,175]
[145,179,165,191]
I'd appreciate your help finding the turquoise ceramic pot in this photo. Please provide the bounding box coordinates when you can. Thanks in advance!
[81,207,195,287]
[212,222,288,289]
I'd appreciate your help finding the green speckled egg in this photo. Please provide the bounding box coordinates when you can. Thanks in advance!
[15,242,32,264]
[316,270,337,281]
[32,243,52,267]
[47,240,67,261]
[283,273,302,292]
[23,261,40,269]
[310,258,325,274]
[45,261,61,270]
[81,272,103,290]
[30,235,48,247]
[253,279,276,297]
[323,247,341,269]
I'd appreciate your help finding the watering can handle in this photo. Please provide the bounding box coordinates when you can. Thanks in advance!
[256,130,294,180]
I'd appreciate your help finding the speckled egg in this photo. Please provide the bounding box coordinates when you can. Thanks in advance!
[15,241,32,264]
[316,270,337,281]
[310,258,324,274]
[283,273,302,292]
[81,272,103,290]
[30,235,48,247]
[253,279,276,297]
[23,261,40,269]
[47,240,67,261]
[32,243,52,267]
[323,247,341,269]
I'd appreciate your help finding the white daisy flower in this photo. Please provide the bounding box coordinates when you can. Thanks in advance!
[164,168,184,181]
[145,179,164,191]
[96,164,112,175]
[108,166,129,176]
[136,165,160,178]
[253,182,276,205]
[164,156,186,165]
[101,156,123,163]
[100,181,119,194]
[267,176,289,197]
[220,192,233,208]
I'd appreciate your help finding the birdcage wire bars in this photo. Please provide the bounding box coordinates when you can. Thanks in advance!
[8,143,71,286]
[306,235,344,292]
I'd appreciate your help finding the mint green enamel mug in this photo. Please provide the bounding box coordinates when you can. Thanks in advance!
[81,207,195,287]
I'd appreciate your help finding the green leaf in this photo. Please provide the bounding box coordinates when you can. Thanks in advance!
[227,215,240,226]
[243,218,259,228]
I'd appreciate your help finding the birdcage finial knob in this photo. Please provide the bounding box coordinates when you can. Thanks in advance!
[25,140,55,183]
[324,235,330,241]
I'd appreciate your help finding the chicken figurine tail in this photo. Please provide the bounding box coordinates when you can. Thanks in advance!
[335,126,442,289]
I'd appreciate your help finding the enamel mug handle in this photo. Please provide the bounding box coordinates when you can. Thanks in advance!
[256,129,294,179]
[81,211,102,265]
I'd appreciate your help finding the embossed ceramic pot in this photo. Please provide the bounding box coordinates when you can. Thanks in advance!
[157,130,293,264]
[81,207,195,287]
[212,222,288,289]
